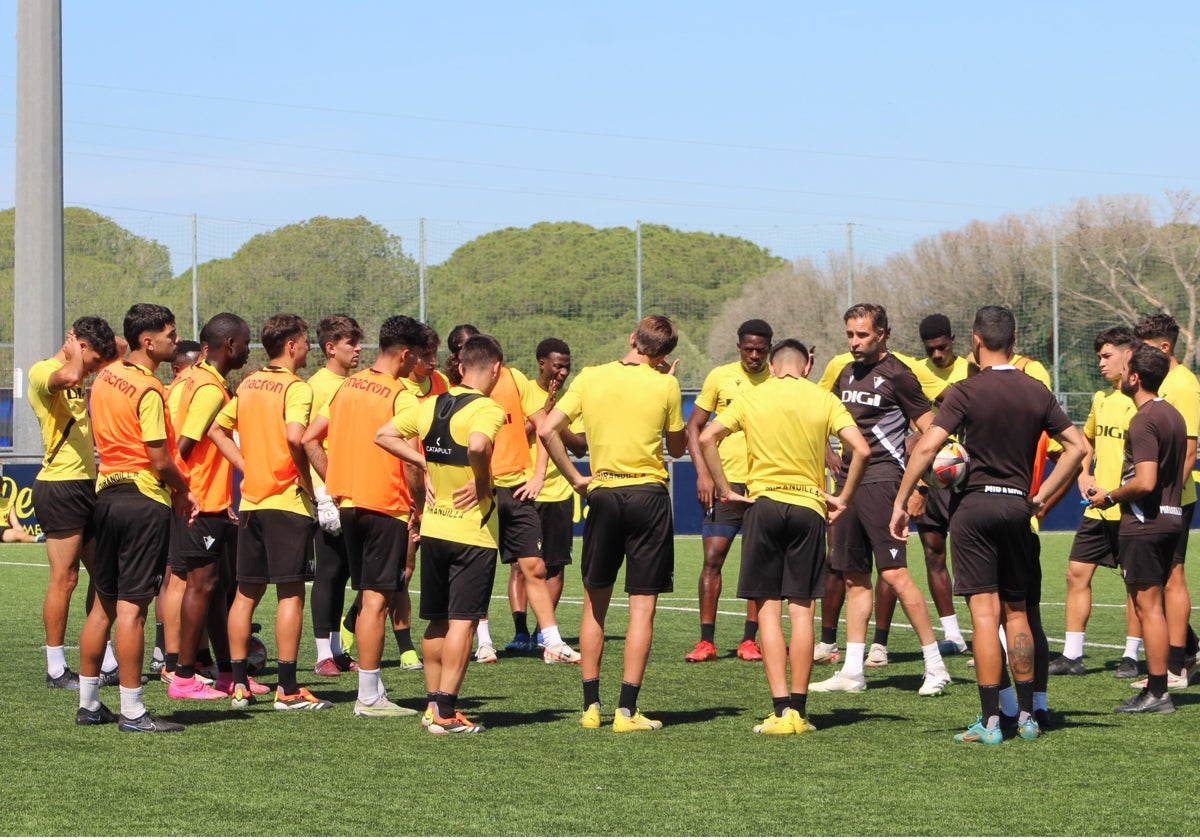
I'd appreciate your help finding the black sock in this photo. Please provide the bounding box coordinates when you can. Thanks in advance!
[743,620,758,643]
[790,692,807,718]
[435,692,457,719]
[773,695,789,717]
[164,652,178,674]
[1015,679,1034,716]
[978,683,1001,725]
[231,659,248,687]
[154,622,165,652]
[583,678,601,709]
[196,647,214,668]
[821,626,837,645]
[217,659,232,673]
[176,662,195,679]
[700,623,715,644]
[872,627,889,647]
[393,627,414,654]
[1148,673,1168,698]
[998,664,1012,690]
[1186,624,1199,657]
[1168,645,1185,676]
[618,681,640,712]
[278,660,298,695]
[512,611,529,637]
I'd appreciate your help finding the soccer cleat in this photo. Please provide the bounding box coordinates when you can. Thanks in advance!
[918,669,952,696]
[1130,671,1189,690]
[535,631,545,648]
[753,709,801,735]
[399,650,424,670]
[148,656,165,675]
[505,633,534,654]
[809,670,866,693]
[420,703,435,729]
[954,715,1003,745]
[219,673,269,695]
[684,640,718,663]
[1114,657,1139,680]
[196,662,220,681]
[75,702,119,726]
[736,639,764,661]
[1048,655,1086,676]
[273,686,333,711]
[428,710,485,734]
[47,667,80,690]
[333,653,359,672]
[98,668,120,688]
[229,684,253,708]
[1017,718,1041,740]
[1116,689,1175,714]
[543,642,582,664]
[612,708,663,732]
[813,641,841,664]
[313,658,342,677]
[474,644,497,664]
[118,711,185,733]
[580,702,602,729]
[167,676,228,700]
[966,657,975,668]
[865,643,889,668]
[938,638,969,655]
[354,696,419,717]
[1033,708,1052,732]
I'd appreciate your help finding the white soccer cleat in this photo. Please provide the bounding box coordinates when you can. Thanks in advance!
[474,644,498,664]
[865,643,889,668]
[813,641,841,664]
[1130,671,1189,690]
[919,669,952,696]
[809,670,866,693]
[542,642,582,664]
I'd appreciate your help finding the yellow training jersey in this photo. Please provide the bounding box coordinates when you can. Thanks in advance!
[924,355,970,387]
[1158,363,1200,506]
[27,358,96,481]
[1082,387,1135,522]
[694,361,771,484]
[529,380,584,503]
[307,366,347,488]
[555,360,684,491]
[714,376,855,517]
[390,386,506,549]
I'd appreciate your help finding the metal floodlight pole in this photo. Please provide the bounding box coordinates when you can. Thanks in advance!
[13,0,64,458]
[191,213,200,339]
[636,221,643,321]
[419,217,427,322]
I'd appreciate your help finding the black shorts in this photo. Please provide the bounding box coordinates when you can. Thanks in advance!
[498,486,543,563]
[581,484,674,595]
[343,508,408,592]
[948,492,1037,601]
[830,481,907,574]
[237,509,315,585]
[1119,530,1178,586]
[737,498,826,601]
[31,478,96,539]
[701,483,748,540]
[912,486,953,535]
[419,536,497,621]
[1069,517,1120,569]
[1172,502,1195,567]
[535,498,574,567]
[92,484,170,601]
[170,511,237,574]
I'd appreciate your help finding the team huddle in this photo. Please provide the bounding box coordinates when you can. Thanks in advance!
[26,299,1197,741]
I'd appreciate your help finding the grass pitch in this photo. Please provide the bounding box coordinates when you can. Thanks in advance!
[1,534,1198,836]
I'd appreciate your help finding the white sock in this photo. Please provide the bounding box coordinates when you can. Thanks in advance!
[476,619,493,649]
[920,642,946,673]
[1033,691,1048,712]
[330,631,344,657]
[101,642,119,673]
[357,668,381,705]
[998,626,1008,655]
[315,637,333,662]
[46,645,67,678]
[541,624,563,648]
[1063,631,1085,660]
[79,675,101,712]
[939,614,963,641]
[1124,637,1142,660]
[119,685,146,720]
[844,642,866,677]
[999,685,1018,717]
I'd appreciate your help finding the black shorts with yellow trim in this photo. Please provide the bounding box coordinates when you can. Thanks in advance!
[343,507,408,592]
[1069,516,1120,569]
[419,536,497,621]
[737,497,826,601]
[1119,529,1178,586]
[581,483,674,595]
[237,509,315,585]
[830,481,907,575]
[948,490,1037,601]
[92,484,170,601]
[535,498,574,568]
[32,478,96,539]
[701,483,748,540]
[498,485,543,563]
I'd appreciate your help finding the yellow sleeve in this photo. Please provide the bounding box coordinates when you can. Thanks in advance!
[665,378,685,433]
[816,354,849,393]
[393,387,419,417]
[284,382,313,426]
[713,399,745,435]
[695,367,722,414]
[556,369,586,423]
[391,402,421,439]
[179,384,226,441]
[894,351,946,403]
[138,391,167,443]
[1083,391,1103,440]
[216,396,239,431]
[472,400,507,440]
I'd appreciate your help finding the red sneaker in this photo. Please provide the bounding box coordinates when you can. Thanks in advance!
[314,658,341,677]
[684,640,718,663]
[736,639,764,661]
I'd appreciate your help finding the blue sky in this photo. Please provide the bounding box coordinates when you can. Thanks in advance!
[3,1,1199,270]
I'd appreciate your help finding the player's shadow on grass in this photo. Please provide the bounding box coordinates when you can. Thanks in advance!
[808,707,909,731]
[168,708,255,726]
[658,705,746,726]
[473,707,576,727]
